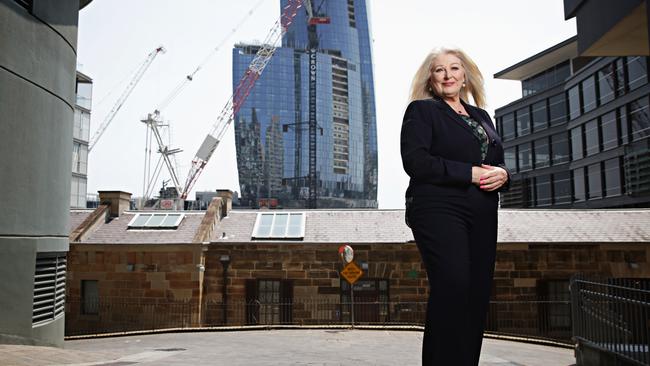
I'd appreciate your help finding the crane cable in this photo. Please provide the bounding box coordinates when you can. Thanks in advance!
[155,0,265,112]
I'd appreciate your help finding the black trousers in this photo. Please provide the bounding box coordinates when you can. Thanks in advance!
[406,186,498,366]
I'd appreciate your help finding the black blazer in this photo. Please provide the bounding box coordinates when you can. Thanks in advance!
[400,97,510,198]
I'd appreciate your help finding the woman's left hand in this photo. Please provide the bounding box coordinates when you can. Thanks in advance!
[478,164,508,191]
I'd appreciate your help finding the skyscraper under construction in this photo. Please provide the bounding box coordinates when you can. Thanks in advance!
[233,0,377,208]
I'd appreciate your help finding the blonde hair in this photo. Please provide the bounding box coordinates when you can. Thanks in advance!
[408,47,486,109]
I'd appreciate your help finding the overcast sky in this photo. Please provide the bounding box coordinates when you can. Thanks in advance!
[78,0,576,209]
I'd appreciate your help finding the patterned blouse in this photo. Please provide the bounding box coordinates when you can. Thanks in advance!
[459,114,489,162]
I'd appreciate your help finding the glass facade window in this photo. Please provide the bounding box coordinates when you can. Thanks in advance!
[76,81,92,110]
[581,75,597,113]
[233,0,378,208]
[518,142,532,171]
[584,119,600,156]
[531,100,547,132]
[549,93,567,126]
[521,61,570,96]
[629,96,650,141]
[604,158,622,197]
[535,175,552,206]
[601,111,618,150]
[73,109,91,142]
[553,171,571,204]
[534,137,550,168]
[70,175,87,208]
[568,85,581,120]
[571,126,584,160]
[516,107,530,136]
[587,163,602,200]
[619,106,629,144]
[551,132,570,165]
[598,64,616,105]
[504,147,517,173]
[72,142,88,175]
[615,58,626,96]
[573,168,586,202]
[501,113,515,140]
[626,56,647,91]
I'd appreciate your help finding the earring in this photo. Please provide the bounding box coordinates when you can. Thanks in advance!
[428,86,432,92]
[462,82,466,88]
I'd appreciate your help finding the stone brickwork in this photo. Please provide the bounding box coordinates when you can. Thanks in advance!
[65,244,205,334]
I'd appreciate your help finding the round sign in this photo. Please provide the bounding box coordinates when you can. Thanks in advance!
[338,245,354,263]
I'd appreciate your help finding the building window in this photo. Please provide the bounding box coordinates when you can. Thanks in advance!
[584,119,600,156]
[573,168,586,202]
[504,147,517,173]
[615,58,627,96]
[72,142,88,175]
[619,106,630,144]
[245,279,293,325]
[531,100,548,132]
[549,93,567,126]
[538,280,571,331]
[581,75,597,113]
[587,163,603,200]
[501,113,515,140]
[626,56,647,91]
[518,142,532,171]
[604,158,622,197]
[75,80,93,110]
[81,280,99,315]
[252,212,305,239]
[525,177,536,207]
[551,132,570,165]
[629,96,650,142]
[535,175,552,206]
[598,63,616,105]
[534,137,550,168]
[70,176,87,208]
[571,126,584,160]
[553,171,572,204]
[568,85,581,120]
[73,109,91,141]
[601,111,618,150]
[516,107,531,136]
[128,213,184,229]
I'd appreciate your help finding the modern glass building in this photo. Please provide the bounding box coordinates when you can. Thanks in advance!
[494,37,650,208]
[72,71,92,208]
[233,0,377,208]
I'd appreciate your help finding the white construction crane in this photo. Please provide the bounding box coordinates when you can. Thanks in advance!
[88,46,166,152]
[179,0,304,199]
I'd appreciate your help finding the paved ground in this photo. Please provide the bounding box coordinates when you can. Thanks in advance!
[0,330,576,366]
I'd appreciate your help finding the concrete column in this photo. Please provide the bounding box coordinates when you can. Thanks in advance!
[0,0,87,347]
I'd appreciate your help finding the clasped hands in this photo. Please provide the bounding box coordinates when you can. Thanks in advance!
[472,164,508,191]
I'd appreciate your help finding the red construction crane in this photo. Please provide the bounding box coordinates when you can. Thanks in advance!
[180,0,304,199]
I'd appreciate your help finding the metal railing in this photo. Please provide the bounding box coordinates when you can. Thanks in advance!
[65,297,573,344]
[571,277,650,365]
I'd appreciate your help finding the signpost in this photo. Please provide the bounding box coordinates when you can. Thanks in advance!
[338,246,362,327]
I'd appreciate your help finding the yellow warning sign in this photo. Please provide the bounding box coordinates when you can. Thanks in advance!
[340,261,363,284]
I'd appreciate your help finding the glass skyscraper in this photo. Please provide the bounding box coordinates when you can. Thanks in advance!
[233,0,377,208]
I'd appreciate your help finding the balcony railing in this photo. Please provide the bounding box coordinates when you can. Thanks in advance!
[571,276,650,365]
[65,297,572,345]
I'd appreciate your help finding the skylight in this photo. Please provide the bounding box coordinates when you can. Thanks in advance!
[127,213,184,229]
[252,212,305,239]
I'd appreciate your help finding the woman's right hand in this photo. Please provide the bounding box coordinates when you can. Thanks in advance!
[471,166,491,185]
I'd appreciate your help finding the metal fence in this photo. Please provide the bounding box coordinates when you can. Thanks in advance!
[65,297,572,344]
[571,277,650,365]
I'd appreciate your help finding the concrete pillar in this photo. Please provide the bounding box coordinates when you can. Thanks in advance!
[0,0,90,347]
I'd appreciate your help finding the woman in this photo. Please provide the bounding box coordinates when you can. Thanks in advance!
[401,48,509,365]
